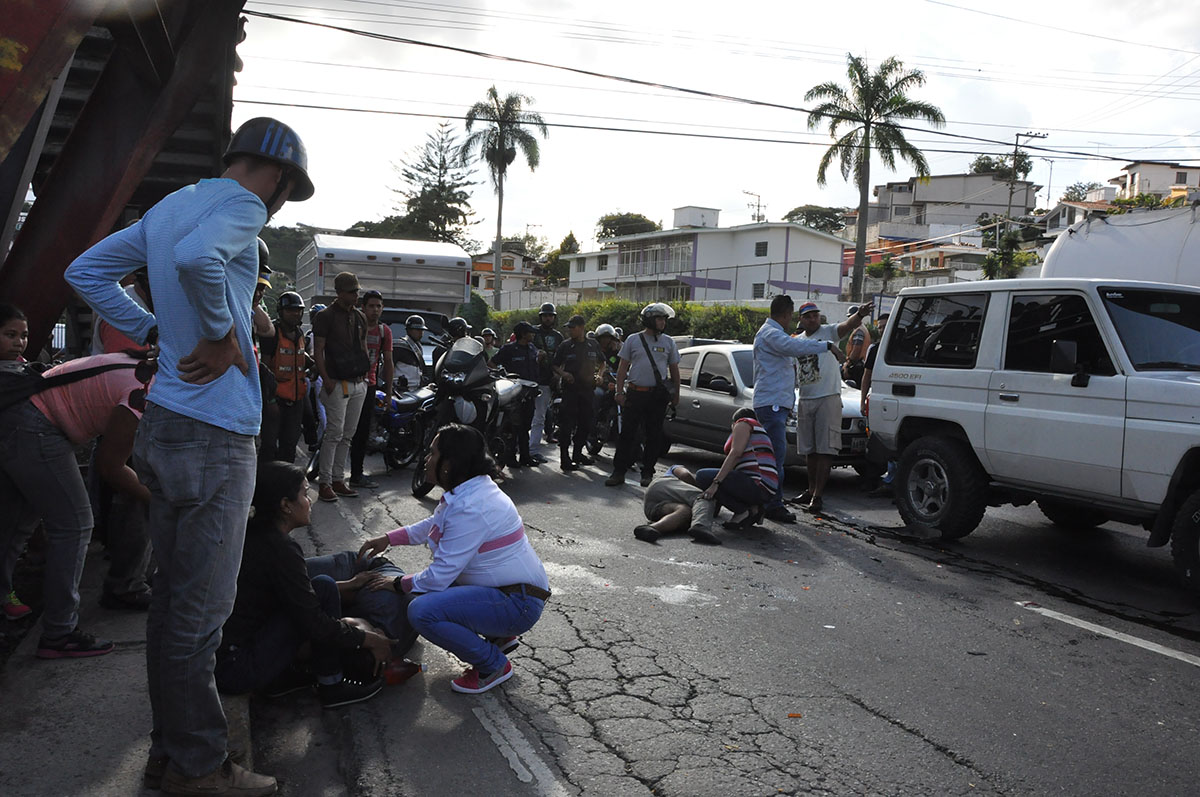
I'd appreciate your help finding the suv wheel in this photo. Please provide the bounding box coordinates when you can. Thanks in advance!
[1037,499,1108,531]
[895,436,988,539]
[1170,489,1200,593]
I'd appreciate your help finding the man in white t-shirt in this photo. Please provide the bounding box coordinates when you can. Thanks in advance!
[794,300,871,513]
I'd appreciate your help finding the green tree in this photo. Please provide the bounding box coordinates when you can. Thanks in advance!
[459,86,548,309]
[559,231,580,254]
[504,232,548,260]
[866,253,899,293]
[782,205,846,234]
[1061,181,1103,203]
[395,121,479,251]
[596,212,660,240]
[456,290,491,331]
[969,150,1032,180]
[344,215,430,240]
[540,232,578,285]
[259,223,323,277]
[981,231,1029,279]
[806,53,945,301]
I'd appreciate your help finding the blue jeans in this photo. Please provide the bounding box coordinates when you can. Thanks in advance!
[408,586,545,675]
[754,405,789,508]
[133,402,257,779]
[695,468,769,515]
[0,401,93,637]
[305,551,417,653]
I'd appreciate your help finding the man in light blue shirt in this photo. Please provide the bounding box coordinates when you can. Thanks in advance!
[66,117,313,796]
[752,295,844,522]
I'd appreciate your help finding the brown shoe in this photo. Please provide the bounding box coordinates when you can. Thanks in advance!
[318,484,338,502]
[332,481,359,497]
[161,757,277,796]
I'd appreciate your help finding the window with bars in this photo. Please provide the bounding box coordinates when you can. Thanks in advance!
[597,255,608,271]
[752,283,766,299]
[754,241,768,257]
[575,258,586,273]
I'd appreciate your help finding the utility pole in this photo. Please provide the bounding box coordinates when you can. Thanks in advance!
[1005,131,1046,242]
[1040,157,1055,208]
[743,190,765,223]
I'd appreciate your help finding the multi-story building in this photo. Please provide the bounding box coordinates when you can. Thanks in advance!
[1108,161,1200,200]
[565,206,847,304]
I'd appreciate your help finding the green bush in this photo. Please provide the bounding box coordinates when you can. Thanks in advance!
[455,290,490,331]
[486,299,769,343]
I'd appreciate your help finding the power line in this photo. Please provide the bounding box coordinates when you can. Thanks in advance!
[239,96,1195,164]
[241,9,1184,166]
[923,0,1200,56]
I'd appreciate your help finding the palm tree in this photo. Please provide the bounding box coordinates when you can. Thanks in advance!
[867,253,899,294]
[806,54,945,301]
[459,86,548,309]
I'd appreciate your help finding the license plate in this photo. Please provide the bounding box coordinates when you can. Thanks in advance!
[850,436,868,453]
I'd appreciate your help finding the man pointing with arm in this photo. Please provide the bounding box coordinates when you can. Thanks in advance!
[752,294,846,523]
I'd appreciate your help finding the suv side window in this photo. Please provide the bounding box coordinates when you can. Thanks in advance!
[1004,293,1116,375]
[885,293,988,368]
[697,352,734,390]
[677,351,699,386]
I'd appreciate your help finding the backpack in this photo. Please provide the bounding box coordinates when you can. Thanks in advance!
[0,361,142,413]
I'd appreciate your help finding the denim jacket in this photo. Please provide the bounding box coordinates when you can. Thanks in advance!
[751,317,830,410]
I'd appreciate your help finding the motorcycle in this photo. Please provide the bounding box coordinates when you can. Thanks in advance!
[411,337,539,497]
[367,382,436,471]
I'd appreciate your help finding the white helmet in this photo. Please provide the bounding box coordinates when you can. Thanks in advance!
[453,396,477,424]
[594,323,617,339]
[640,302,675,327]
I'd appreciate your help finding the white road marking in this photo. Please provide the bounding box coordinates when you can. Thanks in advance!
[634,583,715,605]
[473,696,571,796]
[1016,601,1200,668]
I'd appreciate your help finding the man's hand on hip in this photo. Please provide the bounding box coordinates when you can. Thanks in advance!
[178,328,249,384]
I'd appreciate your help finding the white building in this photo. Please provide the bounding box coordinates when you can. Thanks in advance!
[1108,161,1200,200]
[565,206,847,304]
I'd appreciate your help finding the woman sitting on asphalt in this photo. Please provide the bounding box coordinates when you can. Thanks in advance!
[216,462,395,709]
[357,423,550,694]
[688,407,778,529]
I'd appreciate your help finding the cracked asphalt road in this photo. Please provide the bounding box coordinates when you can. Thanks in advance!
[253,446,1200,796]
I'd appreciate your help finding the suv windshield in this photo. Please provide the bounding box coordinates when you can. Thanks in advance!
[1101,287,1200,371]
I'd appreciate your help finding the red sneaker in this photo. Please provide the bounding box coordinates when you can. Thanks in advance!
[451,661,513,694]
[4,590,31,621]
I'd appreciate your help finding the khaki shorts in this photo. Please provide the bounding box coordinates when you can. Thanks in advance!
[644,476,701,520]
[796,394,842,456]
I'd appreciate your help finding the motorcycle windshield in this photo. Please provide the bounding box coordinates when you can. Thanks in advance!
[439,337,485,373]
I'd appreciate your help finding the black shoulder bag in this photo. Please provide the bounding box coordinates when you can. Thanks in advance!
[637,333,673,403]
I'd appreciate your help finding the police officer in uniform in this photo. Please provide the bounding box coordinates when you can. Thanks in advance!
[491,321,540,467]
[397,314,426,389]
[530,302,563,462]
[606,303,681,488]
[261,291,311,462]
[552,315,603,471]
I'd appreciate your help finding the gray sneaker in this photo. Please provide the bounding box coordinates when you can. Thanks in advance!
[348,475,380,489]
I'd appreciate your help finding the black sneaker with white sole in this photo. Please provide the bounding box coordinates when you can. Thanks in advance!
[318,675,384,709]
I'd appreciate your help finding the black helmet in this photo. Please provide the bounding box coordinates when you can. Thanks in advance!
[224,117,314,201]
[513,321,535,337]
[447,317,471,338]
[278,291,304,311]
[405,314,427,330]
[538,302,557,316]
[257,238,271,272]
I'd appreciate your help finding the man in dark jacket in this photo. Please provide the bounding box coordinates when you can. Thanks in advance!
[492,321,539,467]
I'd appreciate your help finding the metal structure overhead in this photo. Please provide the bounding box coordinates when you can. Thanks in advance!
[0,0,246,354]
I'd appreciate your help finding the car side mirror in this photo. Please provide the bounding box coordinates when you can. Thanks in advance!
[708,376,737,395]
[1050,339,1078,374]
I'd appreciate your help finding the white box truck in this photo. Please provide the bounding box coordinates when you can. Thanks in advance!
[295,233,472,316]
[296,234,474,385]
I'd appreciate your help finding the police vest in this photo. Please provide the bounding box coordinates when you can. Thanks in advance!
[272,326,308,402]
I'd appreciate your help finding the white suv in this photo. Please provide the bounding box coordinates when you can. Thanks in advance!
[867,278,1200,591]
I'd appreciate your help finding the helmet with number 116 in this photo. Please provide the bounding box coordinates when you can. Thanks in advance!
[640,302,675,328]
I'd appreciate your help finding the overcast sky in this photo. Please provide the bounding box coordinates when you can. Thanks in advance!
[233,0,1200,253]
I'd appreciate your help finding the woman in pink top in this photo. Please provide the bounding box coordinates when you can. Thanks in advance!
[358,423,549,695]
[0,342,154,659]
